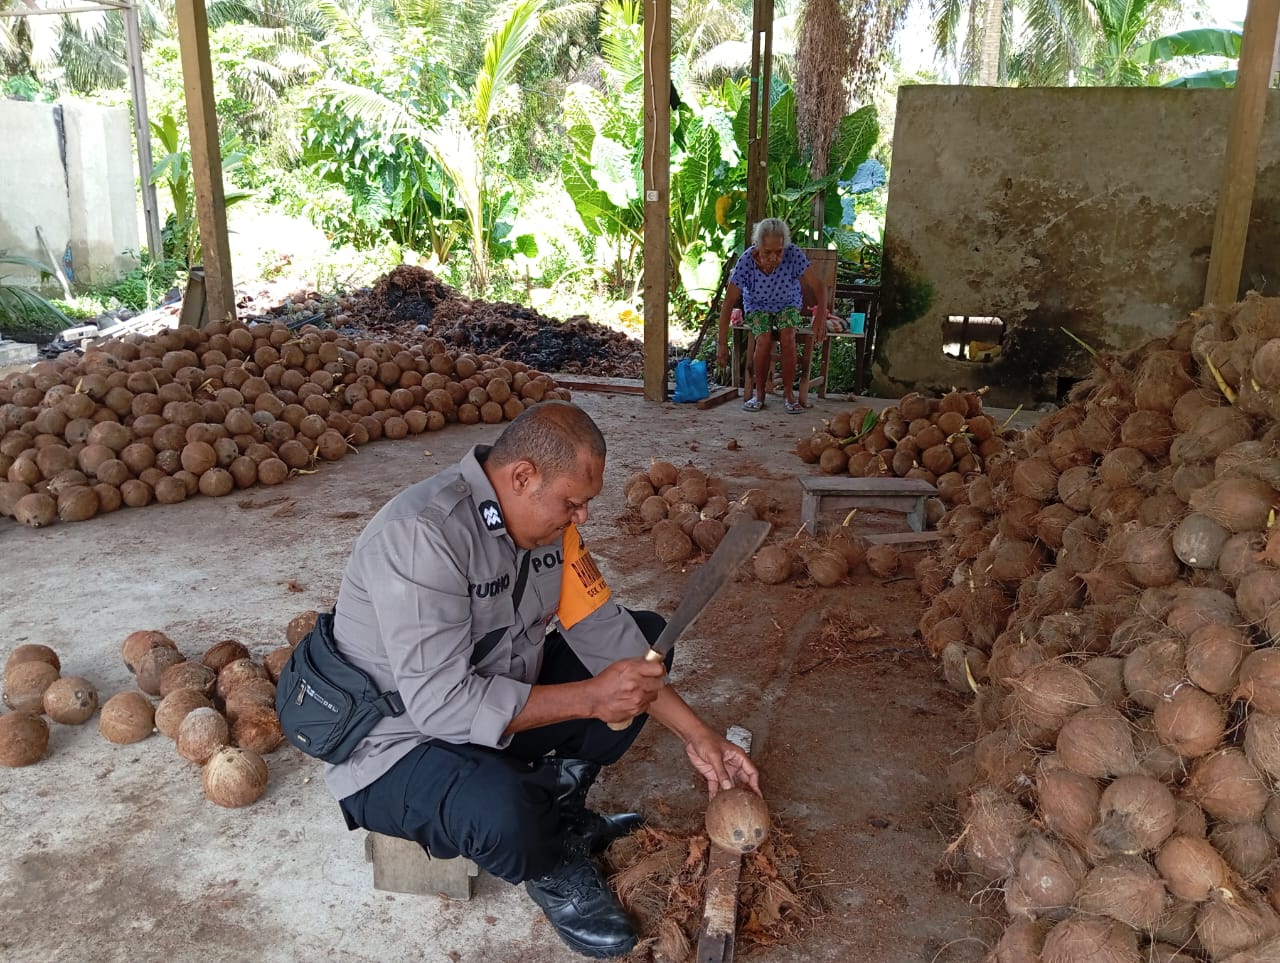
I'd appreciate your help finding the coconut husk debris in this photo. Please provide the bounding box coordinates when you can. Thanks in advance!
[604,822,819,961]
[0,317,571,527]
[314,265,648,378]
[922,292,1280,961]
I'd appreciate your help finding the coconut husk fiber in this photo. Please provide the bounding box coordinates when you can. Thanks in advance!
[915,294,1280,962]
[603,822,819,962]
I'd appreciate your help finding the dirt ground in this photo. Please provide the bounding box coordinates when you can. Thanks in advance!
[0,388,1014,963]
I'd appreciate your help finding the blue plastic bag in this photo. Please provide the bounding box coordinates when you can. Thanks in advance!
[673,358,709,403]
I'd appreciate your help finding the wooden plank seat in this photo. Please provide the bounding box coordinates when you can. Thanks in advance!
[799,475,938,536]
[364,832,479,899]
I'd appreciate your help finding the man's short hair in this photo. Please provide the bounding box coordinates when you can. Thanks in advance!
[487,400,606,478]
[752,217,790,248]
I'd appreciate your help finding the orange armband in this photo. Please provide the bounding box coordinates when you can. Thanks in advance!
[557,523,612,629]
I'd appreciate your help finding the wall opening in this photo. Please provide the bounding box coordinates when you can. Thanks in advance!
[942,315,1005,362]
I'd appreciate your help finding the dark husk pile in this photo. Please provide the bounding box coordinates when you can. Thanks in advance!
[338,265,647,377]
[922,293,1280,962]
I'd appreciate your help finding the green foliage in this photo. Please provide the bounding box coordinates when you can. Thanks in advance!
[0,252,69,332]
[94,255,186,312]
[560,0,878,306]
[150,112,256,265]
[301,0,542,293]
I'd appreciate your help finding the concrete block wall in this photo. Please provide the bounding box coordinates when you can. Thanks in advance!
[878,85,1280,407]
[0,100,139,292]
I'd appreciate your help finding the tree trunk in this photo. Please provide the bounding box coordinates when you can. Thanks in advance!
[978,0,1004,86]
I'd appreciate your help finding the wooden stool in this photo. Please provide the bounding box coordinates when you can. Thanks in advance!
[364,832,479,899]
[799,476,938,536]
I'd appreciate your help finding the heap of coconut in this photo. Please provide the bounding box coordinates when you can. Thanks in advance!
[0,610,313,810]
[795,390,1008,508]
[922,293,1280,962]
[624,458,904,585]
[0,642,98,767]
[0,320,569,527]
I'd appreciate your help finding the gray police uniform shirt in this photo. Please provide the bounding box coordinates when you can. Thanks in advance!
[323,445,651,801]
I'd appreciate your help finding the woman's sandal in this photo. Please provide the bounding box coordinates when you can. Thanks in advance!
[742,398,764,411]
[785,400,805,414]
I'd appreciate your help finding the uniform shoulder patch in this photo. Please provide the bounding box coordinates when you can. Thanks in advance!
[478,499,505,532]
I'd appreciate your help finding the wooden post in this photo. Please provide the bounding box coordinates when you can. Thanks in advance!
[642,0,672,402]
[745,0,774,237]
[1204,0,1280,307]
[174,0,236,325]
[124,3,164,262]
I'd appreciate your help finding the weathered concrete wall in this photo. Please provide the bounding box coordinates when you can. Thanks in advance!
[0,101,139,292]
[878,85,1280,407]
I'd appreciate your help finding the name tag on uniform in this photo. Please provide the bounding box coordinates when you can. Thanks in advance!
[557,524,611,629]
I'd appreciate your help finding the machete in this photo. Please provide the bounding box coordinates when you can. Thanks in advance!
[607,518,771,730]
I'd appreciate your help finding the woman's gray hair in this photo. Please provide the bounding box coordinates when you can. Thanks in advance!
[752,217,790,248]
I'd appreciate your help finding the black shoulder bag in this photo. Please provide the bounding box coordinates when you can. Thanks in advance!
[276,553,530,763]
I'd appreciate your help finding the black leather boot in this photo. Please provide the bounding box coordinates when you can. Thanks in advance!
[551,758,644,856]
[525,855,638,958]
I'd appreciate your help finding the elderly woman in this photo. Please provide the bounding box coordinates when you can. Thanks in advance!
[716,218,827,412]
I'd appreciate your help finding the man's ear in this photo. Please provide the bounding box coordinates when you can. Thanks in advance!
[510,460,538,494]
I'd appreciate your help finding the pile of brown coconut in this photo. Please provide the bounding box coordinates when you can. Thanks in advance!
[622,459,904,585]
[0,610,315,810]
[0,320,569,527]
[920,293,1280,962]
[794,389,1009,508]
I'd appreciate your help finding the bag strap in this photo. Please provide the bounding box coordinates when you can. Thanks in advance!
[471,549,531,667]
[372,690,405,716]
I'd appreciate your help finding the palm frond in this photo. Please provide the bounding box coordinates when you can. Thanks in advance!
[1134,26,1241,64]
[471,0,543,132]
[314,78,427,140]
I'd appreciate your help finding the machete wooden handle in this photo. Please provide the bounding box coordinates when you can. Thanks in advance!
[605,646,667,731]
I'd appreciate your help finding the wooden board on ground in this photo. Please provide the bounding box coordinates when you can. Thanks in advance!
[555,375,646,394]
[557,375,737,411]
[696,725,753,963]
[696,386,738,410]
[863,531,942,549]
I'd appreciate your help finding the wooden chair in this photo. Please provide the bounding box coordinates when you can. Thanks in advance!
[741,247,836,405]
[817,279,879,397]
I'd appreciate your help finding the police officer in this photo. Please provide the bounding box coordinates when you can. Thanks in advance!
[326,400,760,958]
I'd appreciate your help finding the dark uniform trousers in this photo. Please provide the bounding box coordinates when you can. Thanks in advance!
[338,610,670,884]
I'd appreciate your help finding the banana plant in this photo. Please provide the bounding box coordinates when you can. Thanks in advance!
[311,0,542,292]
[150,112,256,266]
[1135,26,1243,88]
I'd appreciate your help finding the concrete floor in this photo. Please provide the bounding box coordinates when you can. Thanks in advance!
[0,388,1008,963]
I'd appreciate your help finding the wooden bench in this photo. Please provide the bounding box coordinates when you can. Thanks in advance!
[364,832,479,899]
[799,476,938,537]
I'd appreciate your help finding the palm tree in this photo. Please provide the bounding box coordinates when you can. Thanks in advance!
[932,0,1194,88]
[316,0,548,291]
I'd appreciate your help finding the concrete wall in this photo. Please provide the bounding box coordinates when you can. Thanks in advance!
[877,85,1280,407]
[0,100,139,292]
